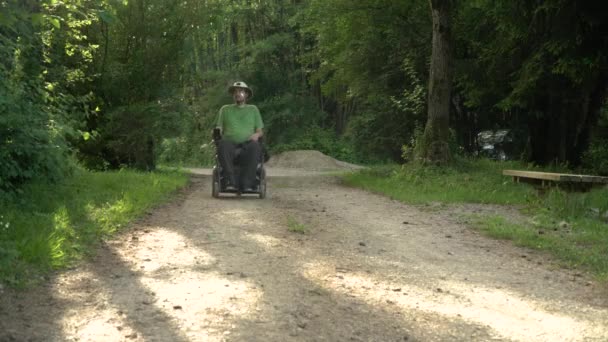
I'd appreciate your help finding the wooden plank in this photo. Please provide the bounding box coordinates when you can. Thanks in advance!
[503,170,561,181]
[502,170,608,184]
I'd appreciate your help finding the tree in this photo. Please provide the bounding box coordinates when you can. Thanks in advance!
[416,0,453,165]
[454,0,608,166]
[0,0,99,193]
[301,0,430,160]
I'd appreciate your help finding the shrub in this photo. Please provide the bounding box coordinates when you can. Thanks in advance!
[582,138,608,176]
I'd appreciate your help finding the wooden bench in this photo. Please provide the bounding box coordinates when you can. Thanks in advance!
[503,170,608,191]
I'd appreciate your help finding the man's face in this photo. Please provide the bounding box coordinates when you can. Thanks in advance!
[233,88,248,103]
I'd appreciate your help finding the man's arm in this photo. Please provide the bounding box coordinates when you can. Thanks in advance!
[250,106,264,142]
[216,106,225,133]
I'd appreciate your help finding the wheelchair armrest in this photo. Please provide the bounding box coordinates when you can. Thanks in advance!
[258,137,270,163]
[212,128,222,141]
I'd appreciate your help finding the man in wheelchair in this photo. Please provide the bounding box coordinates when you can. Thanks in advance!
[213,81,265,196]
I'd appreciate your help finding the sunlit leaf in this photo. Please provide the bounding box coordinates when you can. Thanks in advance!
[49,17,60,29]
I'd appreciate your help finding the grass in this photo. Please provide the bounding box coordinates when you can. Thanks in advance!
[343,158,608,280]
[287,216,308,234]
[344,159,536,205]
[474,215,608,279]
[0,168,189,287]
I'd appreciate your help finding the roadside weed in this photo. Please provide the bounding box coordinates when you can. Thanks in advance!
[287,217,308,234]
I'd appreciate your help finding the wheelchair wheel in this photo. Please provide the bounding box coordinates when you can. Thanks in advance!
[212,167,220,198]
[258,181,266,199]
[258,168,266,199]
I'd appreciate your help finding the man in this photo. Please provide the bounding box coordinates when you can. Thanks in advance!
[216,81,264,192]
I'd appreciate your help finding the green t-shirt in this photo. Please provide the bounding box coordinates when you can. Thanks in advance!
[216,104,264,144]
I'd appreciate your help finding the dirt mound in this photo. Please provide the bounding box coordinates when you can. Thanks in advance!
[266,150,363,171]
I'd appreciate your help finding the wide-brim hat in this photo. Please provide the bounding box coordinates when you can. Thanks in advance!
[228,81,253,99]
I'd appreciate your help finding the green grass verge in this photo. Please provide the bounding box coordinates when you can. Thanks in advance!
[343,158,608,280]
[344,159,535,205]
[0,169,189,287]
[473,215,608,280]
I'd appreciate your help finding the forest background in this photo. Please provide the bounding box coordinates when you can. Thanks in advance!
[2,0,608,194]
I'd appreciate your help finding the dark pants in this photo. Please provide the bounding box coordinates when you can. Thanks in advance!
[217,140,261,189]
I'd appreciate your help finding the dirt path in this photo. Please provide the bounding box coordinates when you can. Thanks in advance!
[1,169,608,342]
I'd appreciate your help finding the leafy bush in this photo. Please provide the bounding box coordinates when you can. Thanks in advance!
[78,100,187,170]
[0,16,69,193]
[582,138,608,176]
[158,136,216,167]
[258,93,325,144]
[346,59,428,162]
[1,2,99,194]
[255,93,364,163]
[270,125,358,163]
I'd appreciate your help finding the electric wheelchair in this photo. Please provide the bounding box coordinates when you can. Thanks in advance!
[211,128,267,199]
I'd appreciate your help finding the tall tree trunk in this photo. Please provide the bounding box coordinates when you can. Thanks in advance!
[417,0,453,165]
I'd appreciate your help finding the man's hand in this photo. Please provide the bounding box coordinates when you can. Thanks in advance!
[250,130,263,142]
[249,132,261,142]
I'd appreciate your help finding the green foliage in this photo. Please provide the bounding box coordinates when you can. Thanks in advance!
[0,168,188,286]
[473,215,608,280]
[1,0,99,193]
[581,105,608,175]
[5,0,608,191]
[271,125,358,163]
[157,73,237,167]
[401,125,424,162]
[300,0,431,161]
[0,63,70,192]
[454,0,608,165]
[259,94,325,145]
[80,100,187,170]
[158,137,215,167]
[345,58,428,162]
[581,139,608,176]
[255,93,353,161]
[302,0,430,98]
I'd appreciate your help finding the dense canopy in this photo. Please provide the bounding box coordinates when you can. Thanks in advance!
[2,0,608,192]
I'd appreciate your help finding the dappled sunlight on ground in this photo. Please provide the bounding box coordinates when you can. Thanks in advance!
[142,272,263,341]
[51,227,264,342]
[114,228,263,341]
[68,314,136,341]
[301,261,604,342]
[52,270,142,341]
[210,209,261,227]
[123,228,217,273]
[244,232,284,250]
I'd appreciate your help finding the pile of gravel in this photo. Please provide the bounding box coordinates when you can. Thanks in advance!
[265,150,363,171]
